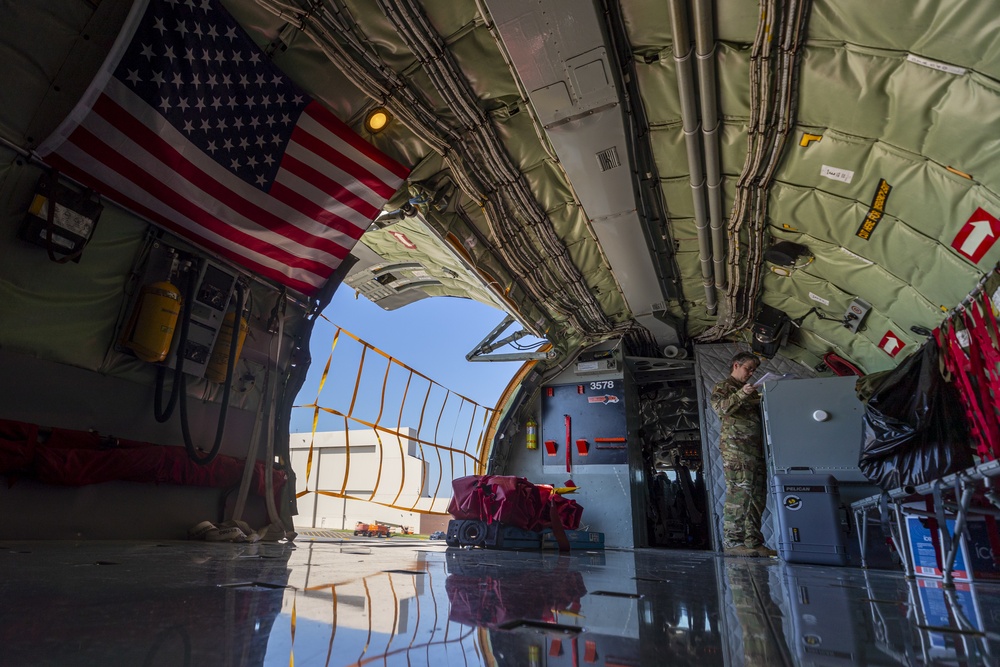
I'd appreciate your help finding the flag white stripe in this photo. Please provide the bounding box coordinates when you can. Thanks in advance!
[35,0,150,157]
[54,139,329,290]
[296,111,405,194]
[103,79,368,244]
[79,107,350,267]
[282,138,384,225]
[272,168,374,234]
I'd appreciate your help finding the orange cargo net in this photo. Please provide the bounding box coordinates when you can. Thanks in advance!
[293,316,495,515]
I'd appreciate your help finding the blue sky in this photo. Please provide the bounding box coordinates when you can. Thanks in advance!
[290,287,530,435]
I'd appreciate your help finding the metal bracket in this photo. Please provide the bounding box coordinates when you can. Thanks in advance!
[466,315,555,362]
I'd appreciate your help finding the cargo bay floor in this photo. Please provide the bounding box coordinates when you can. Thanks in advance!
[1,538,996,666]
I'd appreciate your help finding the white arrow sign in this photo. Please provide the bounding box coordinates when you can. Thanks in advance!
[960,219,996,257]
[879,330,905,357]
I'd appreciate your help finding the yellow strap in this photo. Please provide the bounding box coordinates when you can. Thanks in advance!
[294,317,494,514]
[303,328,340,493]
[289,590,297,667]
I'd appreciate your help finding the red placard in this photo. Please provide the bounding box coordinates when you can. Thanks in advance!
[879,331,905,357]
[951,207,1000,264]
[389,231,417,249]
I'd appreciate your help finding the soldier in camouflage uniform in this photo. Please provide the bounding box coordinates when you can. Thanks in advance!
[710,352,775,558]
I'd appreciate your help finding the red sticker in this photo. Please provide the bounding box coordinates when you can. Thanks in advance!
[879,331,905,357]
[587,395,620,404]
[951,207,1000,264]
[389,231,417,249]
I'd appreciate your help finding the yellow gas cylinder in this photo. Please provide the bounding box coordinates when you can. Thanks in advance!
[205,311,248,383]
[125,281,181,363]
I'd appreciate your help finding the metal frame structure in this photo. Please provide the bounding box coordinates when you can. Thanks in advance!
[852,459,1000,586]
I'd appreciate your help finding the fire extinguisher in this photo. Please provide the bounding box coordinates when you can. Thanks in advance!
[123,280,182,363]
[526,418,538,450]
[205,304,248,383]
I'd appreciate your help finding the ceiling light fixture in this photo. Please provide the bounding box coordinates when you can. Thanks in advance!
[365,108,390,134]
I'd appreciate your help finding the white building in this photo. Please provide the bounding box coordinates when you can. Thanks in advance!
[289,428,452,535]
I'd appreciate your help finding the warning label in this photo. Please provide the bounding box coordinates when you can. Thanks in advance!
[879,330,905,357]
[856,179,892,240]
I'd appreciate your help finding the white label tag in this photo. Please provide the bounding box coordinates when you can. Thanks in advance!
[839,247,874,265]
[956,329,971,348]
[808,292,830,306]
[820,165,854,184]
[907,54,966,76]
[992,285,1000,315]
[37,200,94,237]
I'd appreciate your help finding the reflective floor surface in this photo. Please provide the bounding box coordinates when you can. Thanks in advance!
[1,538,998,666]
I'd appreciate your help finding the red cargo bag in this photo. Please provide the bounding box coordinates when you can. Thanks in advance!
[447,475,582,531]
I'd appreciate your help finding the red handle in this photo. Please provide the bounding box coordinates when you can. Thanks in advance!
[564,414,572,474]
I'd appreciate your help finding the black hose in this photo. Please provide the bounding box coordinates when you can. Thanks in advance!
[153,271,195,423]
[179,281,246,465]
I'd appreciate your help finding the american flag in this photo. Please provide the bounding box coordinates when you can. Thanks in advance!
[37,0,408,295]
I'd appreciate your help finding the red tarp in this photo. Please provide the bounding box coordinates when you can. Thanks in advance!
[447,475,583,531]
[0,418,285,500]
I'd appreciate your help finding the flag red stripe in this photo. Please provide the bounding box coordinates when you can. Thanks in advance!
[93,94,353,259]
[269,181,366,242]
[289,123,395,206]
[279,153,378,224]
[68,119,337,274]
[304,102,410,183]
[43,153,325,295]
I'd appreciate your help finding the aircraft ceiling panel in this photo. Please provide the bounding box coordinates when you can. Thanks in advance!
[15,0,986,369]
[809,0,1000,79]
[214,0,1000,370]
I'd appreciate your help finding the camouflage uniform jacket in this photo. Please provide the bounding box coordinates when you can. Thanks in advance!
[710,376,763,457]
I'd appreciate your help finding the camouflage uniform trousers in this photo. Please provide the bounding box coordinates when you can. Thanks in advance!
[721,438,766,549]
[725,561,786,665]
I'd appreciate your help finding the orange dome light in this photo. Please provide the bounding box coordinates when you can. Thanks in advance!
[365,108,390,133]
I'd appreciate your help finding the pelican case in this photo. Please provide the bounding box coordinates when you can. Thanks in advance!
[772,473,850,566]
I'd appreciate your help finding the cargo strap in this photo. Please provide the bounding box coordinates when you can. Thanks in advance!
[938,323,998,459]
[548,503,571,552]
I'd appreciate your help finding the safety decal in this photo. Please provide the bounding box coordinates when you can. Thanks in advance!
[389,231,417,249]
[951,207,1000,264]
[879,330,905,357]
[856,179,892,240]
[820,165,854,184]
[587,394,620,405]
[784,495,802,511]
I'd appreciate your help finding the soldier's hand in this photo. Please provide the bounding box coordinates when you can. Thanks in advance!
[741,383,756,395]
